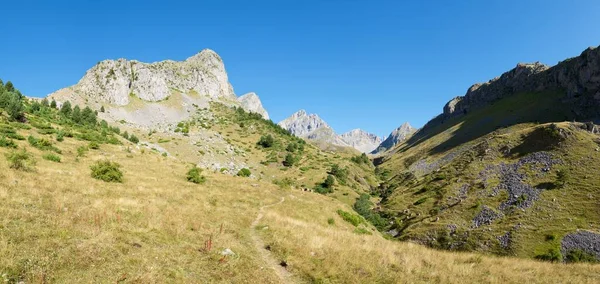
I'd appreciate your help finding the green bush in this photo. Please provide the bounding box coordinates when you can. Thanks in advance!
[336,209,362,227]
[90,160,123,182]
[565,249,598,263]
[129,134,139,144]
[5,149,35,171]
[28,135,61,153]
[237,168,251,177]
[354,194,388,230]
[77,146,88,157]
[88,141,100,149]
[329,164,348,183]
[257,134,274,148]
[351,153,370,165]
[0,136,17,148]
[186,166,206,184]
[283,153,299,167]
[535,247,562,262]
[327,218,335,225]
[354,228,373,235]
[43,153,61,163]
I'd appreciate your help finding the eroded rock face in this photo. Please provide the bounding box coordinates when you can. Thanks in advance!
[237,92,269,120]
[441,46,600,119]
[277,110,348,147]
[49,49,236,106]
[339,129,382,153]
[373,122,416,153]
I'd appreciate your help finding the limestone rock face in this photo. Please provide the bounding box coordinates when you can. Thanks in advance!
[278,110,350,147]
[49,49,236,106]
[237,92,269,120]
[339,129,382,153]
[373,122,415,153]
[417,45,600,138]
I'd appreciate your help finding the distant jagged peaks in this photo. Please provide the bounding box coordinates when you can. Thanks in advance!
[339,129,382,154]
[372,122,415,154]
[278,110,382,153]
[237,92,269,120]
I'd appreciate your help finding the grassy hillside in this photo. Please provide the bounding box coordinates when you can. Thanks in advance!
[2,79,600,282]
[376,90,600,262]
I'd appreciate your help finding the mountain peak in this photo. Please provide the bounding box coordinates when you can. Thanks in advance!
[238,92,269,120]
[339,129,382,153]
[372,122,416,154]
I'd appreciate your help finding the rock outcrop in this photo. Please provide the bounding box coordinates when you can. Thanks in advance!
[49,49,236,106]
[413,45,600,141]
[278,110,349,146]
[237,92,269,120]
[373,122,415,153]
[279,110,383,152]
[339,129,382,153]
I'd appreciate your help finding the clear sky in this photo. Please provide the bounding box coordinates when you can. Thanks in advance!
[1,0,599,137]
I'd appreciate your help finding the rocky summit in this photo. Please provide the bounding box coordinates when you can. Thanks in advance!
[278,110,383,152]
[339,129,382,153]
[237,92,270,120]
[48,49,270,130]
[372,122,415,153]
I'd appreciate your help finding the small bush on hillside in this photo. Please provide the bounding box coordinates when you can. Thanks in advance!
[129,134,139,144]
[6,149,35,171]
[336,209,362,227]
[283,153,299,167]
[28,135,61,153]
[273,177,295,189]
[314,175,336,194]
[0,136,17,148]
[237,168,251,177]
[535,247,562,262]
[286,142,298,152]
[556,170,569,188]
[43,153,61,163]
[186,166,206,184]
[257,134,274,148]
[354,193,388,229]
[327,218,335,225]
[565,249,598,263]
[88,141,100,149]
[56,131,64,142]
[90,160,123,183]
[351,153,371,165]
[77,146,88,157]
[329,164,348,183]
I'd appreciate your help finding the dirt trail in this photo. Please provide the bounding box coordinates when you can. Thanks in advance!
[250,197,293,283]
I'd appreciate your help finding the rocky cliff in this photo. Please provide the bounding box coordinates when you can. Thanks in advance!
[49,49,236,106]
[237,92,269,120]
[372,122,415,153]
[419,45,600,137]
[339,129,382,153]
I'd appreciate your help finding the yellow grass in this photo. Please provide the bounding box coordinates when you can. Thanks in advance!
[1,127,600,283]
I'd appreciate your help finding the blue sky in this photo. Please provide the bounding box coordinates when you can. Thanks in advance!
[1,0,599,137]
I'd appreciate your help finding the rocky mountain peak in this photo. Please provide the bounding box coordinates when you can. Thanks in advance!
[372,122,416,154]
[49,49,236,107]
[339,129,382,153]
[278,110,331,137]
[237,92,270,120]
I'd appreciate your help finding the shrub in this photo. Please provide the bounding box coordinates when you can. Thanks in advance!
[414,197,428,205]
[6,149,35,171]
[329,164,348,183]
[535,247,562,262]
[88,141,100,149]
[129,134,139,144]
[28,135,61,153]
[161,152,167,157]
[56,131,64,142]
[327,218,335,225]
[100,105,105,112]
[90,160,123,182]
[186,166,206,184]
[77,146,88,157]
[257,134,274,148]
[354,228,373,235]
[336,209,362,227]
[354,194,388,229]
[351,153,370,165]
[286,142,298,152]
[0,136,17,148]
[50,100,57,109]
[565,249,598,263]
[283,153,299,167]
[237,168,251,177]
[43,153,61,163]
